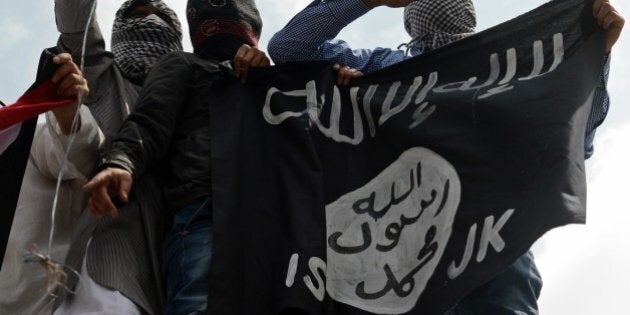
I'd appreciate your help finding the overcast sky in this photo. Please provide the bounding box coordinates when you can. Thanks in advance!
[0,1,628,314]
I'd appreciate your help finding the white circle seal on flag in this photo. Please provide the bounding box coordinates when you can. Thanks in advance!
[325,147,461,314]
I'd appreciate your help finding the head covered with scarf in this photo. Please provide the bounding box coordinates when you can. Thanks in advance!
[111,0,183,84]
[404,0,476,52]
[186,0,262,60]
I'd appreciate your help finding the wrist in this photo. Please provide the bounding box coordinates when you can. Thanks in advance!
[362,0,381,8]
[53,108,80,135]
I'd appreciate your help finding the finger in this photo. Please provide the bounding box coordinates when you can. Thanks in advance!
[51,62,77,84]
[249,52,267,68]
[118,175,132,203]
[52,56,80,82]
[340,67,352,85]
[108,205,120,219]
[79,80,90,102]
[261,56,271,67]
[83,169,116,192]
[61,84,89,101]
[593,0,604,16]
[233,44,250,78]
[239,49,259,83]
[337,70,345,85]
[596,2,613,23]
[88,194,110,219]
[52,53,73,65]
[59,80,88,100]
[96,184,119,218]
[604,10,624,29]
[603,12,624,52]
[92,183,113,210]
[344,70,355,85]
[82,174,103,192]
[333,64,342,71]
[58,73,83,97]
[342,71,351,85]
[340,70,349,86]
[87,198,103,218]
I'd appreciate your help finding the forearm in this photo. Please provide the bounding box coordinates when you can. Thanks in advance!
[102,108,178,178]
[584,55,611,159]
[55,0,97,33]
[31,106,104,180]
[268,0,370,64]
[100,53,190,177]
[362,0,382,8]
[55,0,107,63]
[269,0,407,72]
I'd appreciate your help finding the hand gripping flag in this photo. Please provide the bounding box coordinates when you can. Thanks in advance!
[205,0,607,314]
[0,80,73,131]
[0,49,68,264]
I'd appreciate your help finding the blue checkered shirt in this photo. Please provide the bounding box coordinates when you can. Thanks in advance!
[268,0,611,159]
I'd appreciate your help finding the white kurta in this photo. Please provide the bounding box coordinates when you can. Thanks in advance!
[0,107,103,315]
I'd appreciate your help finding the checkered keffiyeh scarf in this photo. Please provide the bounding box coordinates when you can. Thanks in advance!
[404,0,476,52]
[112,0,183,83]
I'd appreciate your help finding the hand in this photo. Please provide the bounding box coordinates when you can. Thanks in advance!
[82,167,133,219]
[233,44,271,84]
[362,0,414,8]
[51,53,89,134]
[333,64,364,85]
[593,0,625,53]
[51,53,89,102]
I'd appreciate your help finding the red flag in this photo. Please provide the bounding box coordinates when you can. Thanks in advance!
[0,80,73,131]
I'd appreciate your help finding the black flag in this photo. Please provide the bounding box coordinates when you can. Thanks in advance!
[0,120,36,265]
[0,49,59,266]
[208,0,605,313]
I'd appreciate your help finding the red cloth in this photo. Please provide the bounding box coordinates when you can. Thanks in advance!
[0,80,74,130]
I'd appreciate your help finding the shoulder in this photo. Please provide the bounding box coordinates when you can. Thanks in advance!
[154,51,194,68]
[155,52,221,73]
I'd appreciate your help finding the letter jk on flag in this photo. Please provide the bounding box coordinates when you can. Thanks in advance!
[204,0,608,314]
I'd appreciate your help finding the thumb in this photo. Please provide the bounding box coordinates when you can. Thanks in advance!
[53,53,72,65]
[82,177,99,192]
[119,175,133,203]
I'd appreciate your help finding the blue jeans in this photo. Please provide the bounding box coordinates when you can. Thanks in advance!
[162,198,213,315]
[446,251,542,315]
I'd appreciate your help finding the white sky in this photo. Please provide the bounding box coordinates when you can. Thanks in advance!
[0,1,628,314]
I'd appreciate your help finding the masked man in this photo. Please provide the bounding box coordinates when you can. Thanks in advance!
[0,52,92,315]
[41,1,184,314]
[82,1,269,314]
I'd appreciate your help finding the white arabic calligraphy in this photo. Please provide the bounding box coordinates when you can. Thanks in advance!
[263,33,565,146]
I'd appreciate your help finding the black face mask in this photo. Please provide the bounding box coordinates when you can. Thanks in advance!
[186,0,262,51]
[196,34,249,61]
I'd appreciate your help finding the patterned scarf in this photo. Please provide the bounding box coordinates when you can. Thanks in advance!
[404,0,476,52]
[112,0,183,84]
